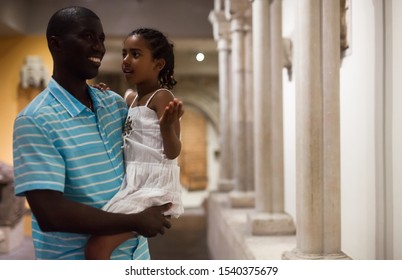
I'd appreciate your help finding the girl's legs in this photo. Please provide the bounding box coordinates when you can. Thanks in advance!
[85,232,136,260]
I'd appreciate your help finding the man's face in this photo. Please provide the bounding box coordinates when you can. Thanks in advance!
[58,16,106,80]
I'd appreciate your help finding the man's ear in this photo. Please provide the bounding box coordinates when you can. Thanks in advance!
[48,35,61,52]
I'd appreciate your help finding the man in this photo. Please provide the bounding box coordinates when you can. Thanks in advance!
[13,6,171,260]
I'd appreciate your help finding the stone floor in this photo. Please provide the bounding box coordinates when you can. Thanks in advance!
[149,207,210,260]
[0,207,210,260]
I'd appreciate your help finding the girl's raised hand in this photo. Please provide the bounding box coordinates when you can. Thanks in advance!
[160,98,183,129]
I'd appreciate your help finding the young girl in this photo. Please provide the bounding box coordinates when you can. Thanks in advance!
[85,28,184,259]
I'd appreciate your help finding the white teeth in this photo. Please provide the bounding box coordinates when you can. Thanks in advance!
[89,57,101,63]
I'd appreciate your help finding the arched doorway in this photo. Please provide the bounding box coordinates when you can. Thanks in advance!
[179,109,208,191]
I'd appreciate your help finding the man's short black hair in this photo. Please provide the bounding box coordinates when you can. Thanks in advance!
[46,6,100,39]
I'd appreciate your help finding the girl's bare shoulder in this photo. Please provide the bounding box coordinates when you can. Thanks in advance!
[153,89,174,104]
[149,89,175,116]
[124,89,137,107]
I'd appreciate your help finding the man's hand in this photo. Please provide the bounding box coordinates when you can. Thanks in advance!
[133,203,172,237]
[26,190,172,237]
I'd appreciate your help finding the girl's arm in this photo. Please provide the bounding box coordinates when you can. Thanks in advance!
[152,90,183,159]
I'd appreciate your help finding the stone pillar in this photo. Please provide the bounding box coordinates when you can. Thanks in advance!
[282,0,350,259]
[250,0,271,213]
[209,7,235,192]
[270,0,285,215]
[244,10,255,193]
[247,0,295,235]
[226,0,255,207]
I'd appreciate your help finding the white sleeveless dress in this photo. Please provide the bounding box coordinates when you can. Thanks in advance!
[102,89,183,218]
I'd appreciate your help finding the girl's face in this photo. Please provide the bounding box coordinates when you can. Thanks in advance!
[121,35,161,87]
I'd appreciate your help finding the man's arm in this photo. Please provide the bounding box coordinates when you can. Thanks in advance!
[15,107,171,238]
[26,190,171,237]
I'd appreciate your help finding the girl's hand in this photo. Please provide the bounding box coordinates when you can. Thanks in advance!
[91,82,110,91]
[160,98,183,130]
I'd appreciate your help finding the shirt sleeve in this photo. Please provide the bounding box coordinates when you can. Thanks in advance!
[13,115,66,196]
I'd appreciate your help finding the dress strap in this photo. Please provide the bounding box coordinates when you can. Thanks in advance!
[124,89,138,108]
[128,94,138,109]
[145,88,174,107]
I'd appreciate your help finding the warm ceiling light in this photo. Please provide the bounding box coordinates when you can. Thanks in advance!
[196,52,205,62]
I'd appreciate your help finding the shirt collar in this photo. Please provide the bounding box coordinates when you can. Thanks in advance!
[47,77,104,117]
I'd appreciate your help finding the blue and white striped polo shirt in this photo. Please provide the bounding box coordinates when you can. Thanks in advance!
[13,78,149,260]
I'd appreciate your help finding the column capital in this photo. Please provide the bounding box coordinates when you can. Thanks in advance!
[225,0,252,33]
[209,10,231,42]
[214,0,225,11]
[225,0,251,20]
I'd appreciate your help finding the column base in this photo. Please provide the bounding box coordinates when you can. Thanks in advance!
[247,212,296,236]
[218,179,235,192]
[282,248,352,260]
[229,190,255,208]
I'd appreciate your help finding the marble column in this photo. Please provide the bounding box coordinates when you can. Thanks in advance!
[209,8,235,192]
[244,9,255,193]
[226,0,255,207]
[247,0,295,235]
[250,0,271,214]
[282,0,350,259]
